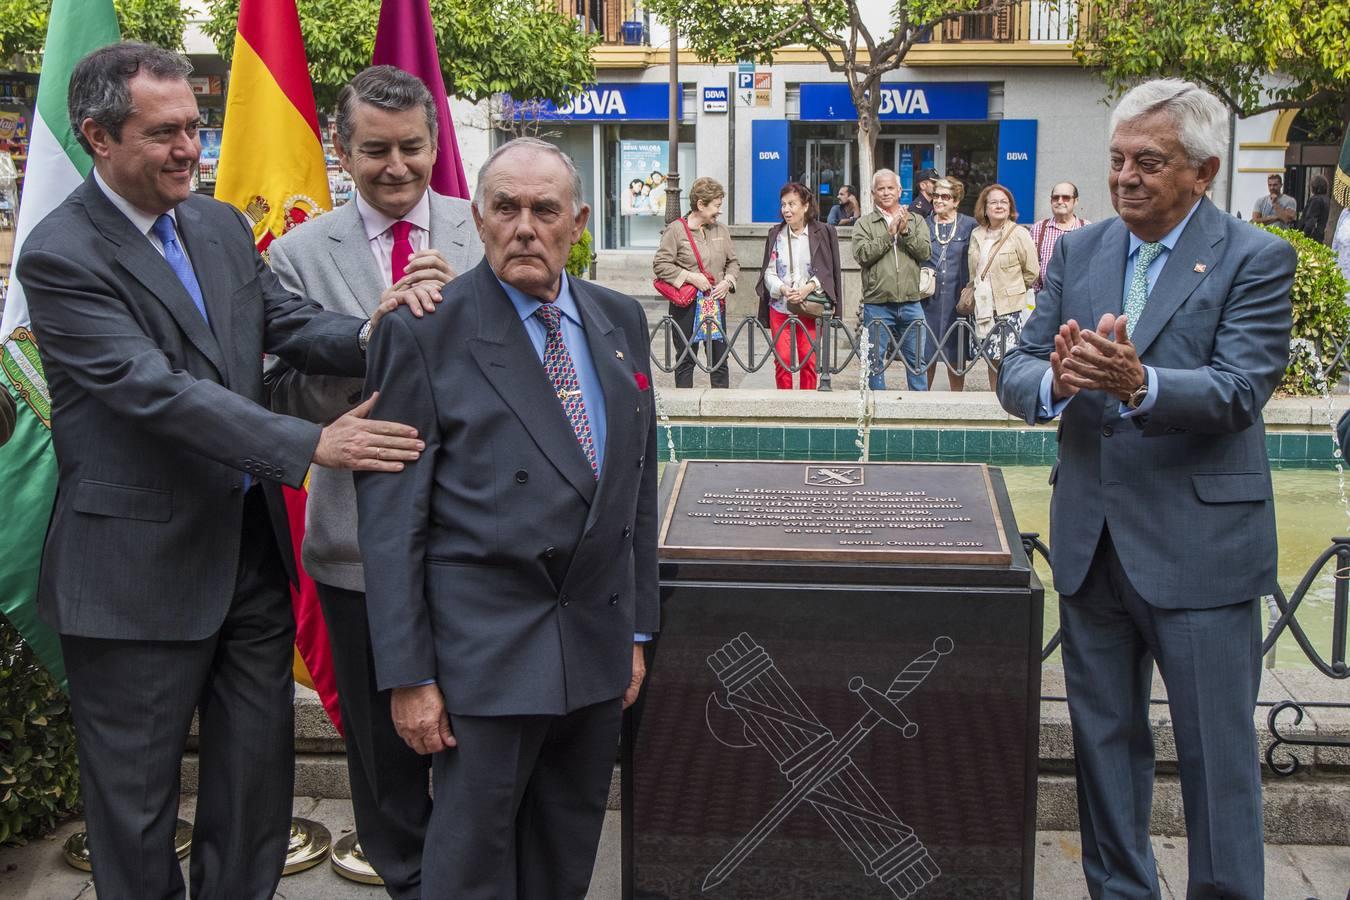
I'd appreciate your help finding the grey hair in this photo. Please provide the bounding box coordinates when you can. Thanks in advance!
[335,66,438,151]
[68,42,193,154]
[474,137,584,216]
[1109,78,1227,166]
[872,168,900,189]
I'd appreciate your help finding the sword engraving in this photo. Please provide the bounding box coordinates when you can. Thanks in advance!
[703,633,954,897]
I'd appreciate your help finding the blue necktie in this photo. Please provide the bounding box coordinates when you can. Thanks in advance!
[151,214,209,326]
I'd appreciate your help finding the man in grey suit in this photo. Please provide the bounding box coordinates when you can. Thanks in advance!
[356,137,659,898]
[267,65,482,899]
[998,79,1294,898]
[16,44,432,899]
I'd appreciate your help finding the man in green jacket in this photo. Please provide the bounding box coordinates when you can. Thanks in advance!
[852,169,931,390]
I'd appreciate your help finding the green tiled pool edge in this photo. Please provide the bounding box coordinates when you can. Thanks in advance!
[655,426,1340,469]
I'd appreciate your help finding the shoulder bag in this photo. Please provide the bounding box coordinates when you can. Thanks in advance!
[956,225,1014,317]
[652,217,712,308]
[783,226,832,319]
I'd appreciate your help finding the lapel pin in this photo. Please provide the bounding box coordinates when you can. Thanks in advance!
[615,350,625,360]
[1193,262,1207,273]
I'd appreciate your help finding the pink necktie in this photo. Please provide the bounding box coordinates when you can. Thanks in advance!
[390,220,414,284]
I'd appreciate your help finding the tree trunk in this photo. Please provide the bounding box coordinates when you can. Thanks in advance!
[855,104,881,216]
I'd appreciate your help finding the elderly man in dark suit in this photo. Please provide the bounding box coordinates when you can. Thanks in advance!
[16,43,433,899]
[267,65,483,898]
[356,137,659,899]
[998,79,1294,898]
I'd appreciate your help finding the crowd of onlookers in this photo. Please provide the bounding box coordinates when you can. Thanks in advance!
[654,166,1350,392]
[653,168,1093,391]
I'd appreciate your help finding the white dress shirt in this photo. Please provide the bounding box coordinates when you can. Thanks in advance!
[354,190,431,287]
[93,168,189,263]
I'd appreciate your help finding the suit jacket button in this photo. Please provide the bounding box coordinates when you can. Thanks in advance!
[1102,425,1114,437]
[637,456,644,468]
[622,525,632,539]
[560,595,569,607]
[609,593,619,606]
[541,546,556,560]
[515,469,528,484]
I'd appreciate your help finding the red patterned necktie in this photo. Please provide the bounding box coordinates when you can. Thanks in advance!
[390,220,414,284]
[534,303,598,477]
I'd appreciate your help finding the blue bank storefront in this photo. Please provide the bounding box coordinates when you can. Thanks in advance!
[513,82,696,251]
[751,81,1037,223]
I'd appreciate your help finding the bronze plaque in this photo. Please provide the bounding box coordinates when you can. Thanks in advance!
[658,461,1012,566]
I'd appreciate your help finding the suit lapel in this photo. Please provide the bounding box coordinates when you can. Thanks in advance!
[574,280,638,526]
[85,183,229,381]
[329,205,385,317]
[1088,218,1130,329]
[427,192,469,269]
[1130,200,1223,357]
[174,203,233,384]
[465,262,597,504]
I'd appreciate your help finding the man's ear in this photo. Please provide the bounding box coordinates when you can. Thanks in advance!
[572,204,591,243]
[80,117,112,160]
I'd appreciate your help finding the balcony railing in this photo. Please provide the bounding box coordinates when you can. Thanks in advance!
[555,0,648,45]
[936,0,1101,44]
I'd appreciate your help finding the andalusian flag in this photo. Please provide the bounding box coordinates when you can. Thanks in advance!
[0,0,120,689]
[215,0,343,731]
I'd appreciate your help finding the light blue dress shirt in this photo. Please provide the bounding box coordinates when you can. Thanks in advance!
[497,273,608,474]
[1036,200,1203,421]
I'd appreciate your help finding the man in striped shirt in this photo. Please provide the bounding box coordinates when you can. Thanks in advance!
[1027,181,1089,291]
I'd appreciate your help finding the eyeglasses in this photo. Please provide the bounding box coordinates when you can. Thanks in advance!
[1050,194,1075,201]
[932,193,955,201]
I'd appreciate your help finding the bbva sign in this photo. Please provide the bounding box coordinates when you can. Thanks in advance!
[877,88,931,116]
[556,89,628,117]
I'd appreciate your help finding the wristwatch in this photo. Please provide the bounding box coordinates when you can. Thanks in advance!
[358,319,373,355]
[1125,371,1149,410]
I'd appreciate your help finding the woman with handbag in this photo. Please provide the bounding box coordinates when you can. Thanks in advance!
[753,182,843,391]
[924,177,978,391]
[965,184,1038,378]
[652,177,741,388]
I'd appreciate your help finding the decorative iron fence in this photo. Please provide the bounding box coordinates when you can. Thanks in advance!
[651,313,1350,396]
[1022,532,1350,776]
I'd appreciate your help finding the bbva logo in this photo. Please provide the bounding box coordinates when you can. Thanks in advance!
[759,151,781,160]
[557,90,627,116]
[1005,152,1029,161]
[878,88,930,116]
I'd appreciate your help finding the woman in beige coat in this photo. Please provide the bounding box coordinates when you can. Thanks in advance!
[968,183,1039,372]
[653,177,741,388]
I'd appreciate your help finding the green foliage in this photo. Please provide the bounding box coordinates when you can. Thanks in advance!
[1258,225,1350,396]
[0,618,78,845]
[0,0,185,64]
[200,0,597,110]
[565,226,595,278]
[1074,0,1350,118]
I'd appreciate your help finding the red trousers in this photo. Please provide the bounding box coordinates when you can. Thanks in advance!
[768,307,818,391]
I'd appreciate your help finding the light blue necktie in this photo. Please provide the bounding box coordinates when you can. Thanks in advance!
[151,214,209,326]
[1123,241,1163,336]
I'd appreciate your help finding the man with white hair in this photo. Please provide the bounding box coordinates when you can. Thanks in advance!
[998,79,1294,897]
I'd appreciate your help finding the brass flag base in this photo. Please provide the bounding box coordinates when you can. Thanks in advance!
[330,832,384,884]
[281,817,331,875]
[63,819,193,872]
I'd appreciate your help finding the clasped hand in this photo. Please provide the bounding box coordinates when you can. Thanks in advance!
[1050,313,1146,402]
[369,249,457,327]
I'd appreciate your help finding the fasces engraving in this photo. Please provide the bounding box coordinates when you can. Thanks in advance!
[689,487,980,547]
[658,461,1011,565]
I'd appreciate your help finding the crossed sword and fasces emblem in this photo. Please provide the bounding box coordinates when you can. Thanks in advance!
[703,633,955,897]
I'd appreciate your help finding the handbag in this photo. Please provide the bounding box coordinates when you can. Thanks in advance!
[782,226,832,319]
[653,217,714,309]
[919,266,936,299]
[956,225,1015,317]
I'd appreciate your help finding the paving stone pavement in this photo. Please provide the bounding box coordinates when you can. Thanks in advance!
[1,797,1345,899]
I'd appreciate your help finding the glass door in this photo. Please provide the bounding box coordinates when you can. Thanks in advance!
[806,139,852,211]
[893,143,938,205]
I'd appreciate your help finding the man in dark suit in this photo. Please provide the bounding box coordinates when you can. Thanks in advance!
[0,389,13,447]
[998,79,1294,898]
[16,43,432,899]
[267,66,483,898]
[356,137,659,898]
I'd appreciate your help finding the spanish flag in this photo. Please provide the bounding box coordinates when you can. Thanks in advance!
[214,0,343,733]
